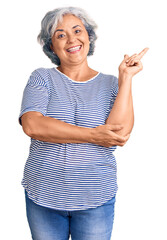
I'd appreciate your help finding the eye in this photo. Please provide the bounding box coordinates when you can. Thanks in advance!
[58,34,65,39]
[75,29,81,34]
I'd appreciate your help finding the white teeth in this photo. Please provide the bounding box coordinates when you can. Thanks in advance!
[67,46,81,52]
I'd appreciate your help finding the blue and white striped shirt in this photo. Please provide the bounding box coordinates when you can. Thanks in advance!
[18,67,119,211]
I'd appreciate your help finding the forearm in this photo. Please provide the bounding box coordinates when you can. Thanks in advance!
[23,113,93,144]
[105,74,134,136]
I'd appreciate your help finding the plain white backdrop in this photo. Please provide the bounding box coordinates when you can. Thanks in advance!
[1,0,167,239]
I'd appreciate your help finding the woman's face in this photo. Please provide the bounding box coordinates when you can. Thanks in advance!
[51,14,90,66]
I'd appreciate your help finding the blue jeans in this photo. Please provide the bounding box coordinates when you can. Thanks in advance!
[25,190,116,240]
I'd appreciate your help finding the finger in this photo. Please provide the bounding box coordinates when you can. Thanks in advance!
[122,134,130,141]
[119,134,130,145]
[125,53,138,63]
[125,133,130,140]
[108,124,124,131]
[124,54,129,61]
[111,133,130,147]
[126,57,139,66]
[113,134,130,146]
[137,47,149,60]
[111,132,129,143]
[126,58,140,66]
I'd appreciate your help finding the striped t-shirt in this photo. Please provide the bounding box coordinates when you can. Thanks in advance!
[18,67,119,211]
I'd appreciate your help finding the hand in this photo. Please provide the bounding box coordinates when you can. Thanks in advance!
[118,47,149,78]
[91,124,130,148]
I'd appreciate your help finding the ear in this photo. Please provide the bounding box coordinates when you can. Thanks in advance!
[50,43,53,50]
[50,43,55,53]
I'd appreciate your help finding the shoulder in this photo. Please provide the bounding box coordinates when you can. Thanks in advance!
[30,67,51,78]
[28,67,53,86]
[100,72,118,84]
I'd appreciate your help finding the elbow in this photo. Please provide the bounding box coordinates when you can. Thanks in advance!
[108,122,134,137]
[126,121,134,134]
[122,121,134,136]
[22,123,36,138]
[21,117,37,138]
[20,112,45,139]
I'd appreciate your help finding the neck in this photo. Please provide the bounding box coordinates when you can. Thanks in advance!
[57,61,92,81]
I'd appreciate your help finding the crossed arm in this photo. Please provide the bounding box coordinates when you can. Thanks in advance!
[20,48,149,145]
[20,73,133,144]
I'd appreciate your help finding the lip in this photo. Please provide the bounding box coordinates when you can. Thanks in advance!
[66,45,82,51]
[66,45,82,54]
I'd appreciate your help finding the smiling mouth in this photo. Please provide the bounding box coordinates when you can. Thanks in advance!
[66,45,82,53]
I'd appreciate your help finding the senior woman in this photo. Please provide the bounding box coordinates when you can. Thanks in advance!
[18,6,148,240]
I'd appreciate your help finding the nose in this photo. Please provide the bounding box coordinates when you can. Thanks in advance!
[66,33,76,44]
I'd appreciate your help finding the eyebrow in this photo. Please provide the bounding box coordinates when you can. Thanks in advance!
[55,25,81,33]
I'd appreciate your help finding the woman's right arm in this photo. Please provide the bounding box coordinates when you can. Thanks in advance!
[21,111,92,143]
[21,111,129,147]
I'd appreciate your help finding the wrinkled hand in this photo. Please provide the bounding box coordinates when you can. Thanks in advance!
[91,124,130,148]
[119,47,149,78]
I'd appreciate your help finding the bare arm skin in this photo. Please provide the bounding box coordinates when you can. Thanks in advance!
[105,74,134,136]
[21,111,92,144]
[21,111,129,147]
[105,48,149,136]
[20,48,148,147]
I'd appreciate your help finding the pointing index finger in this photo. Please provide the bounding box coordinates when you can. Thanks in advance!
[138,47,149,59]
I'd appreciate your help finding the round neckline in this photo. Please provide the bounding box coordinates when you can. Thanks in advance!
[54,67,101,83]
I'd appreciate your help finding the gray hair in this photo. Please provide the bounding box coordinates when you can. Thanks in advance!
[37,7,98,66]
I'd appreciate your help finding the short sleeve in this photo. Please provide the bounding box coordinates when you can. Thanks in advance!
[18,69,49,126]
[110,76,119,109]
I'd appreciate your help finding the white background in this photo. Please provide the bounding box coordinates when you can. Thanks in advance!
[1,0,167,239]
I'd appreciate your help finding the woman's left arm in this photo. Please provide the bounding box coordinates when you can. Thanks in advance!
[105,74,134,136]
[105,47,149,137]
